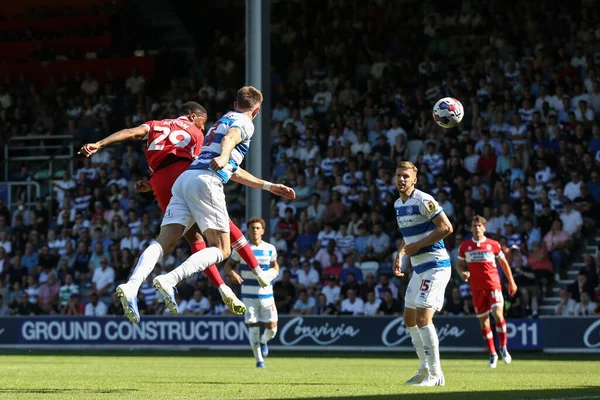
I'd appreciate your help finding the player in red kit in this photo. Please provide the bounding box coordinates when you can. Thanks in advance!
[78,102,289,323]
[457,215,518,368]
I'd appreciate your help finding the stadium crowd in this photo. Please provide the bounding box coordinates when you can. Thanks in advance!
[1,0,600,318]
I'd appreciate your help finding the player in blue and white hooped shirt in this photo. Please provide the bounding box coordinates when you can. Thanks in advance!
[392,161,453,387]
[224,217,279,369]
[152,87,270,313]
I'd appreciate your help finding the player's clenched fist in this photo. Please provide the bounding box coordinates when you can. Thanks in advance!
[209,156,228,171]
[135,181,153,192]
[78,142,101,157]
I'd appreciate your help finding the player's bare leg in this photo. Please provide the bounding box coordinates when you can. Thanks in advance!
[182,226,245,315]
[491,305,511,364]
[478,314,498,368]
[116,223,184,324]
[414,307,445,387]
[155,228,246,314]
[403,307,429,385]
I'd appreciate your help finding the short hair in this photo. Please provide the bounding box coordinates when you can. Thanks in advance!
[472,215,487,225]
[246,216,266,229]
[236,86,263,111]
[396,160,418,173]
[180,101,207,117]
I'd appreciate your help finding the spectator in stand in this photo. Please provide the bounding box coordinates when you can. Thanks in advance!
[92,257,115,298]
[574,292,597,316]
[37,273,61,314]
[543,220,572,280]
[273,270,296,314]
[315,240,343,269]
[184,290,211,315]
[321,275,341,306]
[291,290,316,315]
[376,290,403,316]
[340,288,364,316]
[84,292,108,316]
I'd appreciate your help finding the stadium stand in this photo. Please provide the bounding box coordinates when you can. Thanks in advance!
[0,0,599,318]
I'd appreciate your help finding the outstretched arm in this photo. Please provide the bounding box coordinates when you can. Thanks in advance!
[78,125,149,157]
[231,167,296,200]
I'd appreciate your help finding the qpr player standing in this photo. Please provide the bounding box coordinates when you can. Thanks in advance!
[392,161,453,387]
[457,215,518,368]
[224,217,279,369]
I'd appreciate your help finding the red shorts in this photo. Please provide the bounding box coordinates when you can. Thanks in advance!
[149,160,191,212]
[472,289,504,318]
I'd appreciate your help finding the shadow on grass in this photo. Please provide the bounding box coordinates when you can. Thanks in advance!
[2,349,599,362]
[0,388,139,394]
[269,386,600,400]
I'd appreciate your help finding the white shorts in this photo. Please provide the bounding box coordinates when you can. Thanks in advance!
[244,297,278,324]
[161,170,230,233]
[405,267,451,312]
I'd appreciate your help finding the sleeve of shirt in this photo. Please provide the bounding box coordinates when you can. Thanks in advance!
[494,241,505,259]
[141,121,154,140]
[232,118,254,141]
[418,194,444,220]
[270,245,278,263]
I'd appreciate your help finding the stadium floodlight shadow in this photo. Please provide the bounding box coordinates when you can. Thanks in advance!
[269,386,600,400]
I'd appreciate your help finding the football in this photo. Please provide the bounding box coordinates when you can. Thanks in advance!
[432,97,464,128]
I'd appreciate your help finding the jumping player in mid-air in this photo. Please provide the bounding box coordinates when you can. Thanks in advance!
[392,160,453,387]
[224,217,279,369]
[79,100,293,323]
[457,215,518,368]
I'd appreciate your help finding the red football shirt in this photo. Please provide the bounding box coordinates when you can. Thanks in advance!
[458,237,504,291]
[142,117,204,172]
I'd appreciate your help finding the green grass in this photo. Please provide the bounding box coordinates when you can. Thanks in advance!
[0,352,598,399]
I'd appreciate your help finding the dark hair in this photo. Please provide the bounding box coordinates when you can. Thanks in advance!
[180,101,207,117]
[246,216,266,229]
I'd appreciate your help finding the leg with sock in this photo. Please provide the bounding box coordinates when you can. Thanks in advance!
[128,240,164,292]
[229,222,260,273]
[260,327,277,344]
[164,247,225,285]
[248,325,264,367]
[191,240,225,288]
[419,324,442,377]
[494,312,512,364]
[408,326,428,371]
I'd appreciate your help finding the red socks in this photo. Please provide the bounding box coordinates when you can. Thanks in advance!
[496,320,507,348]
[191,241,224,288]
[229,221,260,273]
[482,327,496,355]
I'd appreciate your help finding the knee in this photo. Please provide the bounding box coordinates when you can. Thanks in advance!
[415,311,430,328]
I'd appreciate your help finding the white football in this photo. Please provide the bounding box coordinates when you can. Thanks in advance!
[432,97,464,128]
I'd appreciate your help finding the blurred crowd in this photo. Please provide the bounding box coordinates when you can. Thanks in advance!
[1,0,600,318]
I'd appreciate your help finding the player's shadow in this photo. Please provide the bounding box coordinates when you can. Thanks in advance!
[271,386,600,400]
[0,388,139,394]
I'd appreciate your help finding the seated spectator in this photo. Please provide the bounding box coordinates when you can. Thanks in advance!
[574,292,597,316]
[340,288,364,316]
[554,287,576,316]
[527,242,554,297]
[296,260,320,293]
[307,193,327,225]
[107,292,125,316]
[340,255,364,284]
[510,245,539,317]
[374,274,399,300]
[273,270,296,314]
[92,257,115,297]
[340,272,361,298]
[559,200,582,239]
[64,293,86,315]
[315,241,343,269]
[316,223,337,249]
[184,290,211,315]
[11,292,38,316]
[365,223,391,261]
[334,223,355,257]
[443,286,466,315]
[314,293,337,315]
[84,292,108,316]
[37,273,61,314]
[377,290,403,316]
[321,274,341,305]
[543,220,571,280]
[568,273,594,302]
[24,275,39,305]
[291,290,316,315]
[363,291,381,316]
[359,272,377,299]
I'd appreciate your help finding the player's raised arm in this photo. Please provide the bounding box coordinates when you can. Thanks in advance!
[78,125,149,157]
[209,127,243,171]
[231,167,296,200]
[404,211,453,256]
[497,253,518,296]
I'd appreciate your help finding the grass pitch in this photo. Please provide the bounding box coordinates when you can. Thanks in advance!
[0,351,598,399]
